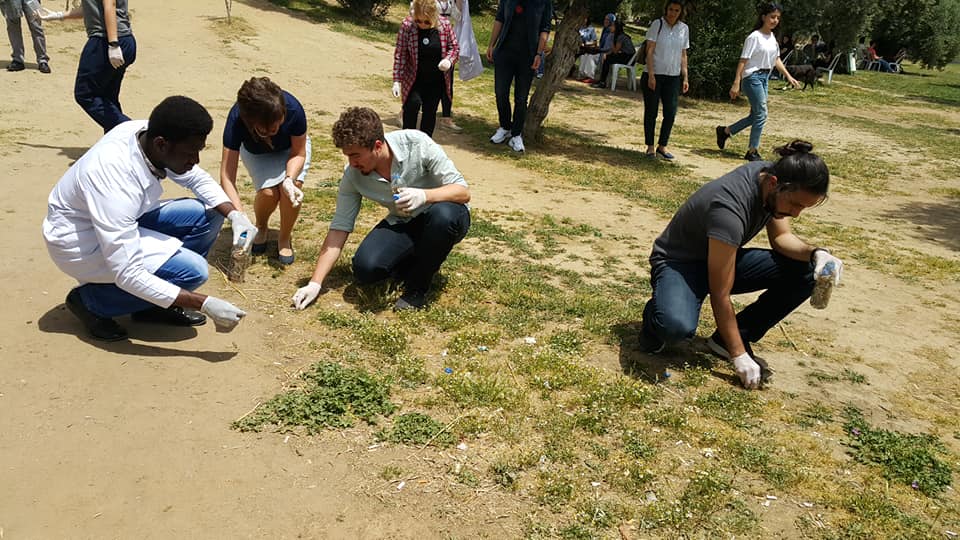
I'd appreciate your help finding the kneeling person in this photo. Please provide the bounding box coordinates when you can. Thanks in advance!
[638,140,843,389]
[43,96,257,341]
[292,107,470,311]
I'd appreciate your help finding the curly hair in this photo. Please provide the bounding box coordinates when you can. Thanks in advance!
[237,77,285,148]
[331,107,385,150]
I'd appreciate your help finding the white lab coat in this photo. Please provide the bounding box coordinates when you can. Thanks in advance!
[42,120,231,308]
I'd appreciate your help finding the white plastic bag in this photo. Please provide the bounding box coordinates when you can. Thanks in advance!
[457,0,484,81]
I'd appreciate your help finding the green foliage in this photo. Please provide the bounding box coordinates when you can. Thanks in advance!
[843,407,953,496]
[785,0,878,53]
[622,429,656,460]
[376,412,455,447]
[643,469,757,534]
[331,0,391,18]
[574,379,655,434]
[872,0,960,69]
[684,0,755,98]
[693,388,762,428]
[233,361,396,433]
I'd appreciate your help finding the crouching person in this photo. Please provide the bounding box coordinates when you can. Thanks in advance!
[292,106,470,312]
[637,140,844,389]
[43,96,257,341]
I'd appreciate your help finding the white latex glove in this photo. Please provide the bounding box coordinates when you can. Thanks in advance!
[108,44,125,69]
[732,352,761,390]
[438,58,452,72]
[292,281,322,310]
[37,7,65,20]
[395,187,427,212]
[281,177,304,207]
[392,81,401,98]
[200,296,246,331]
[228,210,258,251]
[813,249,844,285]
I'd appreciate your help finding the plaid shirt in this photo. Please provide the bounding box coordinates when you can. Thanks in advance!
[393,17,460,104]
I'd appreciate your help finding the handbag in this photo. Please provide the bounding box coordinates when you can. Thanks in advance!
[637,18,663,65]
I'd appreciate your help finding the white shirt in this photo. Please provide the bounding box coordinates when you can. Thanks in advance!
[740,30,779,75]
[644,18,689,76]
[42,120,231,308]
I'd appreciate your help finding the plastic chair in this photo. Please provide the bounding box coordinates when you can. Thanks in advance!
[609,49,640,91]
[816,52,843,84]
[888,50,907,73]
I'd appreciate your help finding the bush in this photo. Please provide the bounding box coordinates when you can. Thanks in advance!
[334,0,391,18]
[684,0,755,99]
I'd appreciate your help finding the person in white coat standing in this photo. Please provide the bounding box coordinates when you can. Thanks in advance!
[43,96,258,341]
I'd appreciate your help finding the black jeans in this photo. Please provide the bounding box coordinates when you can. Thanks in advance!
[403,75,443,136]
[440,75,453,117]
[494,52,535,136]
[598,52,632,85]
[352,202,471,293]
[641,72,681,147]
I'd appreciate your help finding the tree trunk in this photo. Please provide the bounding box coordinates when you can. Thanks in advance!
[522,0,589,143]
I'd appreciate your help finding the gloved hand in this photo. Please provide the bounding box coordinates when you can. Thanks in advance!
[292,281,323,310]
[108,44,125,69]
[200,296,246,330]
[281,176,304,207]
[732,352,761,390]
[38,7,65,20]
[392,82,401,98]
[228,210,258,251]
[438,58,452,72]
[813,249,844,285]
[395,187,426,212]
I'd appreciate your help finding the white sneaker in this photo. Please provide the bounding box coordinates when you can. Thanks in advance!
[490,127,511,144]
[508,135,525,152]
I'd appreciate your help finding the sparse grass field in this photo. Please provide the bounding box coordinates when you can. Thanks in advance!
[231,2,960,538]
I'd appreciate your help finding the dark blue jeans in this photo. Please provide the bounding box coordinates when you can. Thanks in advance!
[643,248,814,345]
[641,73,681,147]
[493,52,535,136]
[74,34,137,133]
[77,199,224,318]
[352,202,470,293]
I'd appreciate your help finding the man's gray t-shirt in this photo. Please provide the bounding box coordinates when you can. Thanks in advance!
[649,161,772,266]
[82,0,132,38]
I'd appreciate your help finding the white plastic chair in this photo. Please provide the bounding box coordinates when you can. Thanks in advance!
[609,49,640,91]
[816,52,843,84]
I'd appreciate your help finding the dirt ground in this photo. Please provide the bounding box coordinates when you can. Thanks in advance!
[1,0,958,538]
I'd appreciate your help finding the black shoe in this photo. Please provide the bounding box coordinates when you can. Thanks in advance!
[394,290,427,311]
[744,149,762,161]
[38,62,51,74]
[638,325,665,354]
[6,60,25,72]
[706,331,772,383]
[132,305,207,326]
[590,81,606,89]
[715,126,729,149]
[65,289,128,341]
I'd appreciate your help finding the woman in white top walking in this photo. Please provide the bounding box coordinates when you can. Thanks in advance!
[715,2,799,161]
[641,0,689,160]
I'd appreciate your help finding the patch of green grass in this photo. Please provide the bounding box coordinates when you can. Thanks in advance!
[314,310,408,358]
[843,407,953,496]
[642,469,757,535]
[536,473,577,512]
[693,388,763,428]
[574,379,656,435]
[725,440,800,489]
[792,402,834,428]
[446,328,501,356]
[841,368,868,385]
[644,406,689,431]
[437,363,521,409]
[622,430,656,460]
[379,465,402,481]
[376,412,455,447]
[512,347,598,393]
[800,489,936,539]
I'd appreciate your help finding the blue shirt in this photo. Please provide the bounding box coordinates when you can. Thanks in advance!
[222,91,307,154]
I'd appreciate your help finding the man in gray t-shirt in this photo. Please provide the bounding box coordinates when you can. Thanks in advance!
[638,145,844,390]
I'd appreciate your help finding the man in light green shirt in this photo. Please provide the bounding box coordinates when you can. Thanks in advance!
[292,107,471,311]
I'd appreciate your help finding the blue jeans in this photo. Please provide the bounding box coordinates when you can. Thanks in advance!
[494,51,535,136]
[76,198,224,318]
[642,248,814,346]
[352,202,470,293]
[728,71,768,150]
[74,34,137,133]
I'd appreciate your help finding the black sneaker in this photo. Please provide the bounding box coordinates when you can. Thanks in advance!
[706,331,772,383]
[65,289,128,341]
[38,62,51,74]
[6,60,25,72]
[638,325,665,354]
[715,126,729,149]
[744,149,762,161]
[394,290,427,311]
[132,305,206,326]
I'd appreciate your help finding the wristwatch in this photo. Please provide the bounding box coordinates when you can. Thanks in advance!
[108,40,120,47]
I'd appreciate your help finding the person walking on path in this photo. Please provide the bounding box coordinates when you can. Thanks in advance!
[2,0,50,73]
[641,0,689,160]
[486,0,552,153]
[393,0,459,138]
[636,140,843,390]
[292,107,471,312]
[219,77,310,266]
[715,2,799,161]
[43,96,257,341]
[40,0,137,132]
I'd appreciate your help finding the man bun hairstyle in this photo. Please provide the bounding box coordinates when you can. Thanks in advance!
[767,139,830,198]
[332,107,385,150]
[146,96,213,143]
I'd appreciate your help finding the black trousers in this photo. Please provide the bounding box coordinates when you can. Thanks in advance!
[403,75,443,136]
[598,52,632,85]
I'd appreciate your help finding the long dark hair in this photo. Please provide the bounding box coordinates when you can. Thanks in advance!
[764,140,829,199]
[613,20,625,37]
[753,2,783,31]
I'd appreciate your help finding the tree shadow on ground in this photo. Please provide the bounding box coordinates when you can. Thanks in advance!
[37,304,238,362]
[18,142,89,163]
[881,200,960,252]
[228,0,401,38]
[610,321,735,386]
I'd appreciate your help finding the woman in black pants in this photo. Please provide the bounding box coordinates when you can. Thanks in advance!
[592,21,634,88]
[641,0,689,160]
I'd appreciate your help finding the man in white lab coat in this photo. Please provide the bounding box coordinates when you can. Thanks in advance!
[43,95,258,341]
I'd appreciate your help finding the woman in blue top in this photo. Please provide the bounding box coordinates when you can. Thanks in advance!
[220,77,310,265]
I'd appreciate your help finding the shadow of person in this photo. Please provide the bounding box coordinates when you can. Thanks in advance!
[611,321,722,383]
[17,141,91,163]
[37,303,238,363]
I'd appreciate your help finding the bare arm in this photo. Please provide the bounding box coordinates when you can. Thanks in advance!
[308,229,350,286]
[707,238,747,357]
[426,184,470,205]
[285,134,308,184]
[775,56,800,88]
[219,148,243,211]
[681,48,689,93]
[102,0,119,43]
[487,20,503,62]
[766,218,815,262]
[729,58,748,99]
[646,40,657,90]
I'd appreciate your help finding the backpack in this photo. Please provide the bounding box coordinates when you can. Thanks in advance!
[637,18,663,65]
